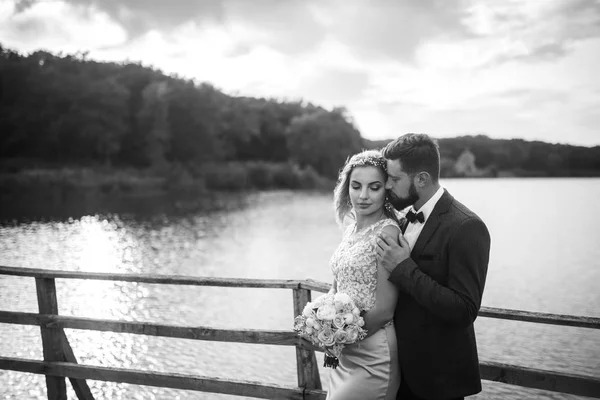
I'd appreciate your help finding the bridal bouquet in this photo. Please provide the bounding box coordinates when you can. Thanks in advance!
[293,292,367,369]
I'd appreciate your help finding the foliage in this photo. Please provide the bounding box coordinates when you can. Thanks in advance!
[1,44,599,183]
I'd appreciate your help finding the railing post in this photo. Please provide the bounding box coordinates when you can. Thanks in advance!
[292,288,322,390]
[35,277,67,400]
[61,332,95,400]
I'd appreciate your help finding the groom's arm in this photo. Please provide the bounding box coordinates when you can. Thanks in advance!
[362,225,400,337]
[388,218,490,327]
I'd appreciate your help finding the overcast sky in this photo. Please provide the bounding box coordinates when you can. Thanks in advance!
[2,0,599,146]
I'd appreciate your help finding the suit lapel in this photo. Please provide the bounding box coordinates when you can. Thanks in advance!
[411,189,453,259]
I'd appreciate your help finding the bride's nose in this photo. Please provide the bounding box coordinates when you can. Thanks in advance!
[359,187,369,200]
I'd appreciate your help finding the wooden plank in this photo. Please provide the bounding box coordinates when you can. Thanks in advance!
[0,265,302,289]
[292,288,322,390]
[2,266,598,329]
[304,388,328,400]
[480,361,600,398]
[0,311,298,346]
[35,278,67,400]
[299,279,331,293]
[479,307,600,329]
[60,331,95,400]
[0,356,314,400]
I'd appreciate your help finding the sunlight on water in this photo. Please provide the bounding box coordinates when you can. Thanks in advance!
[1,181,599,399]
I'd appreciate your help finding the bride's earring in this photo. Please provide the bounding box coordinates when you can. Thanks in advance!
[384,196,395,214]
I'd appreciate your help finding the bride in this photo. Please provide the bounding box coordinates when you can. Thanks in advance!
[326,150,401,400]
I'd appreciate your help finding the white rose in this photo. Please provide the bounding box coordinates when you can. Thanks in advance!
[345,326,359,343]
[357,317,365,327]
[333,329,349,344]
[305,318,314,327]
[312,294,330,308]
[334,292,351,304]
[352,307,360,316]
[305,327,313,335]
[313,321,321,330]
[343,313,354,324]
[303,303,314,317]
[316,304,337,320]
[317,328,335,346]
[332,314,345,329]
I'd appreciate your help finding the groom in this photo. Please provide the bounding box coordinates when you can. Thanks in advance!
[376,133,491,400]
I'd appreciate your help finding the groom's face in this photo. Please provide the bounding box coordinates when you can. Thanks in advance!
[385,159,419,211]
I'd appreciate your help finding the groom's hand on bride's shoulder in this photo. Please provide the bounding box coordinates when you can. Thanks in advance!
[376,232,411,273]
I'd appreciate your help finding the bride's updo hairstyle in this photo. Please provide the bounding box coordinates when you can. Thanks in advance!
[333,149,398,226]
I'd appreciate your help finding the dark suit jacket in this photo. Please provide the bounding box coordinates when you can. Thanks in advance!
[389,189,491,400]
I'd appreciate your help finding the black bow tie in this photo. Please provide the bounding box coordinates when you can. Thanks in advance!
[406,210,425,224]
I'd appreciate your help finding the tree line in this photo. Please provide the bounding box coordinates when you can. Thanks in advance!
[1,43,599,186]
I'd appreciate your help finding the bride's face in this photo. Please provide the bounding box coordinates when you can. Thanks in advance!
[348,166,386,218]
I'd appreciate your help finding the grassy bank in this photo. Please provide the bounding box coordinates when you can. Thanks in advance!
[0,162,333,219]
[0,161,333,195]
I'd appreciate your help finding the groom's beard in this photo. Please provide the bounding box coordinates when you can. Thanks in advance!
[387,183,419,211]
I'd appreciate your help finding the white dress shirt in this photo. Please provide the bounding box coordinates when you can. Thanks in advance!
[403,186,445,250]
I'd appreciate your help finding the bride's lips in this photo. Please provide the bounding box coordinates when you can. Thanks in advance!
[356,203,371,208]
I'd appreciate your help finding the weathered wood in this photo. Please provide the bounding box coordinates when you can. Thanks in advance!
[35,278,67,400]
[480,360,600,398]
[299,279,331,293]
[479,306,600,329]
[0,356,318,400]
[2,267,600,399]
[60,331,95,400]
[292,288,322,390]
[0,311,298,345]
[3,267,598,329]
[304,388,329,400]
[0,265,302,289]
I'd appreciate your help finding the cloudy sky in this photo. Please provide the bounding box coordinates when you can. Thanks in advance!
[1,0,599,146]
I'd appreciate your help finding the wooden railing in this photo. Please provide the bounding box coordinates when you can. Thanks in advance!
[0,265,599,399]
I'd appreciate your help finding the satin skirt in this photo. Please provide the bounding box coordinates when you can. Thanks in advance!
[326,323,400,400]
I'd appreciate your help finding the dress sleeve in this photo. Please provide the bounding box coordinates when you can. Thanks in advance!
[379,218,400,233]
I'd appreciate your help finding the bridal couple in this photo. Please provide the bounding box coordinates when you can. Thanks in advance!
[323,133,491,400]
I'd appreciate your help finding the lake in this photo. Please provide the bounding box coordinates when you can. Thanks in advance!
[1,178,599,399]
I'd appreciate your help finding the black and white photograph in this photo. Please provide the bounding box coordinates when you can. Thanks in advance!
[0,0,599,399]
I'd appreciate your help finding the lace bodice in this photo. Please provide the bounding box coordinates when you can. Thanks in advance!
[330,218,399,312]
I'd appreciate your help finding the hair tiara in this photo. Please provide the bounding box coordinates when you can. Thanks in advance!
[347,153,387,172]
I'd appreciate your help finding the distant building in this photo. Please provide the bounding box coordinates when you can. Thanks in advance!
[454,149,478,176]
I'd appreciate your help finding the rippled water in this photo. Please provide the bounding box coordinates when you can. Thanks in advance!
[1,179,599,399]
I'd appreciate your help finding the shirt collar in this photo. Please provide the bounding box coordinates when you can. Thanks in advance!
[411,186,444,223]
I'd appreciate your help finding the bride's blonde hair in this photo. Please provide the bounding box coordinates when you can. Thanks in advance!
[333,150,397,226]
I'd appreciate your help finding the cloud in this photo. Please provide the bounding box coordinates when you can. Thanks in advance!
[3,0,600,146]
[1,1,127,53]
[12,0,476,61]
[299,68,370,107]
[465,0,600,67]
[316,0,475,62]
[13,0,328,55]
[14,0,226,38]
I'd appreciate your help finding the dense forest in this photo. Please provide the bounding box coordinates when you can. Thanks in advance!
[1,43,599,194]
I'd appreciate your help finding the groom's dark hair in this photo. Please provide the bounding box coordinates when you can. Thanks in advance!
[382,133,441,183]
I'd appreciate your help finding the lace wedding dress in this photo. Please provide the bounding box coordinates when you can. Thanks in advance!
[327,218,400,400]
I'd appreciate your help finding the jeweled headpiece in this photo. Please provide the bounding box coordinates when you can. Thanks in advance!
[346,151,387,172]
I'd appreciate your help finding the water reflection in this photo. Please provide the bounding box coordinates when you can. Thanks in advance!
[1,185,599,399]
